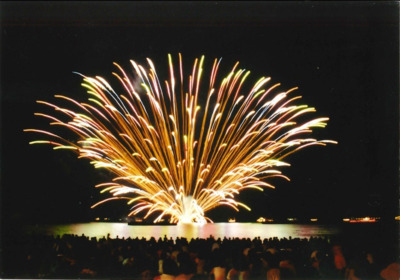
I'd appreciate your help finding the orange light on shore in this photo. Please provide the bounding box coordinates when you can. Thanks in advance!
[343,217,379,223]
[257,217,266,223]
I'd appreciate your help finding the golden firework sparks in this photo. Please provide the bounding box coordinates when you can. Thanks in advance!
[25,54,336,224]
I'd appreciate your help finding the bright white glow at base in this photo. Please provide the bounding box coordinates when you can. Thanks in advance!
[176,196,208,225]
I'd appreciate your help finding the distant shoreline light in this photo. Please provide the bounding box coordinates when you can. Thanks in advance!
[342,217,380,223]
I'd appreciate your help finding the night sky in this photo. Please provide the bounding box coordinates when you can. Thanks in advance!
[1,2,399,225]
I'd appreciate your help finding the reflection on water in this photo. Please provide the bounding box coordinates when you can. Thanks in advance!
[27,222,340,240]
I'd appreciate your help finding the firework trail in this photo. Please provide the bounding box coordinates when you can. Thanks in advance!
[25,54,336,224]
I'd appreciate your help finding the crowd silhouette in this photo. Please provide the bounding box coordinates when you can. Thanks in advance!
[2,230,399,279]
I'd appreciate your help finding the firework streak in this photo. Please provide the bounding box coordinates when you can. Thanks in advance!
[25,54,336,224]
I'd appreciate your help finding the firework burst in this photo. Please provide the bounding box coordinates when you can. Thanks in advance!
[25,54,336,224]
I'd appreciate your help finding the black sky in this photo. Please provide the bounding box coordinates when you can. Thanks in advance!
[1,2,399,224]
